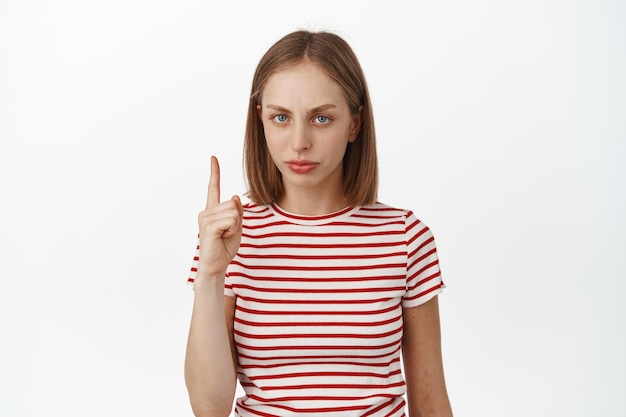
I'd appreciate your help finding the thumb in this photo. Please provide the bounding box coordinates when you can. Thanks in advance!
[231,195,244,218]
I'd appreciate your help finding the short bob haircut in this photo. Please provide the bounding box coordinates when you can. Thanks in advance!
[244,30,378,207]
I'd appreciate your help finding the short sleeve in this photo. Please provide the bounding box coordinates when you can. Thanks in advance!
[186,236,236,298]
[402,212,445,308]
[186,236,200,285]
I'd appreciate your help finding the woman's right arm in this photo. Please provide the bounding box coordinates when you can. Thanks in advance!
[185,156,243,417]
[185,281,238,417]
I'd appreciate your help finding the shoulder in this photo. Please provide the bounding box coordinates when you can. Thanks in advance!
[357,202,409,216]
[359,202,434,239]
[239,202,274,227]
[242,202,270,215]
[356,202,421,223]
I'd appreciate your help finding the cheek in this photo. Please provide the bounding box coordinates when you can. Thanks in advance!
[263,126,283,150]
[323,124,353,145]
[263,127,284,160]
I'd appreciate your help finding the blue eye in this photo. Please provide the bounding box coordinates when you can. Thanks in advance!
[274,114,288,123]
[315,115,329,124]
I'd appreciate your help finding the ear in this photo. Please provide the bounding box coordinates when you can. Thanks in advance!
[348,107,363,143]
[256,104,262,120]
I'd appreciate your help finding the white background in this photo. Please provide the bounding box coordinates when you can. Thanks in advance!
[1,1,624,416]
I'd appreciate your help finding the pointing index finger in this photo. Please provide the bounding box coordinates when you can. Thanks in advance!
[206,155,220,209]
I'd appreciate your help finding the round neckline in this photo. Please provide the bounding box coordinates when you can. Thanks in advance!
[269,203,360,226]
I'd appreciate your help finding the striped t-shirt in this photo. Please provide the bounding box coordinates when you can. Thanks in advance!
[188,202,444,417]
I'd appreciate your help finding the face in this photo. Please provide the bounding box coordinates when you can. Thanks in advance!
[257,61,360,203]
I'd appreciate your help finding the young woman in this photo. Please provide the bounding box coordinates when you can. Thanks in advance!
[185,30,453,417]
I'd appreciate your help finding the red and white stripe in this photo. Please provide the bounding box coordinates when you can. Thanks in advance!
[189,202,444,417]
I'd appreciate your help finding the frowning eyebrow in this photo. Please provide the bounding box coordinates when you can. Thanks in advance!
[265,103,337,115]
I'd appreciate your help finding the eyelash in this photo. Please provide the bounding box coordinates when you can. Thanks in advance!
[273,114,288,123]
[271,114,332,124]
[315,115,330,124]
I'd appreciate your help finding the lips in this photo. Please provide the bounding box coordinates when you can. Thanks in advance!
[286,160,318,174]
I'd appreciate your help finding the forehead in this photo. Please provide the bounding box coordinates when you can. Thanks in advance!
[261,61,346,105]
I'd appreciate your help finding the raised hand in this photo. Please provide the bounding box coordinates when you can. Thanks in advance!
[196,156,243,280]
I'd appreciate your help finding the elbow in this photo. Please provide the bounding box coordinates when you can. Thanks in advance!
[190,403,232,417]
[185,370,236,417]
[187,385,234,417]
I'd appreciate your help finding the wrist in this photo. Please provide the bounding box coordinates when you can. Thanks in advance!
[192,271,226,293]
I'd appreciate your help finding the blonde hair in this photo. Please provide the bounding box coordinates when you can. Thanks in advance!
[244,30,378,206]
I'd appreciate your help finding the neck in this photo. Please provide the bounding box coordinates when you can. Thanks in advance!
[277,187,349,216]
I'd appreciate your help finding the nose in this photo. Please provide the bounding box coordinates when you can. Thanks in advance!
[290,122,312,153]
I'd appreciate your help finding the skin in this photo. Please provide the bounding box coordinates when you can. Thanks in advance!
[184,156,241,417]
[185,61,453,417]
[257,61,361,215]
[403,297,453,416]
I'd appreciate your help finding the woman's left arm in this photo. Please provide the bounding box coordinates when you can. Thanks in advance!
[402,296,453,417]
